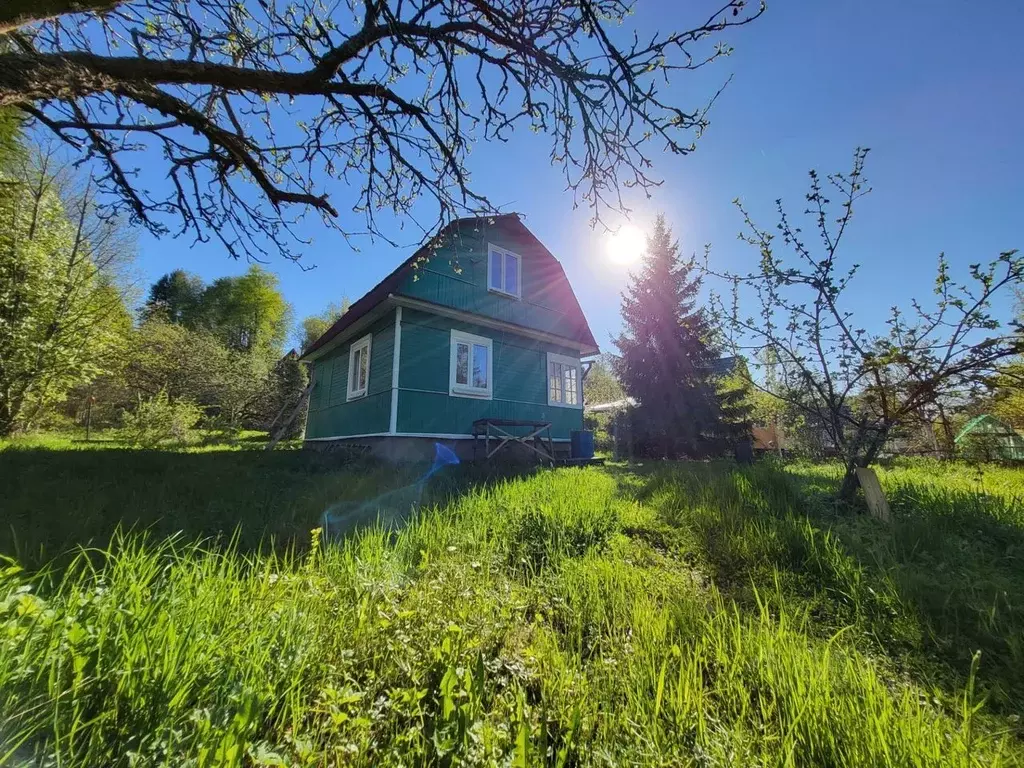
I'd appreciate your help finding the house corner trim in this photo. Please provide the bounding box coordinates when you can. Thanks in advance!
[389,306,402,433]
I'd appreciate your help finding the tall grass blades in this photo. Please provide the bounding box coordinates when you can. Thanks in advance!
[1,450,1022,765]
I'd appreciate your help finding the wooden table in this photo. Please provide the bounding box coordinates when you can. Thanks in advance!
[472,418,555,462]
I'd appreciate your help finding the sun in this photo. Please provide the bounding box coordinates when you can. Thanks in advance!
[606,224,646,265]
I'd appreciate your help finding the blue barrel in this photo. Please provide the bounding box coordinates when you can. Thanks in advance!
[570,430,595,459]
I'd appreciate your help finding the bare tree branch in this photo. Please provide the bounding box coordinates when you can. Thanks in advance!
[1,0,764,262]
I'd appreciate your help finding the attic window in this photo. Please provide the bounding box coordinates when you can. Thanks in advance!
[488,244,521,298]
[347,334,371,400]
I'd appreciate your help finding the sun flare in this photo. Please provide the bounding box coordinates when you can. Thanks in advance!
[606,224,646,265]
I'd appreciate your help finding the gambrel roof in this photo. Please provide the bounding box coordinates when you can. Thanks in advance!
[301,214,598,360]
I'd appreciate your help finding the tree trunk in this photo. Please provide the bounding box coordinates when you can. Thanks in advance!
[0,405,19,437]
[837,460,860,505]
[0,387,26,437]
[936,403,956,460]
[837,427,888,506]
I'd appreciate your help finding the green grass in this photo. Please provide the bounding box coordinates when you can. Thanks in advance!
[0,429,275,453]
[1,441,1023,766]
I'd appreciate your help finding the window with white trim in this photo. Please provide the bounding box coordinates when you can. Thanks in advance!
[487,244,521,298]
[346,334,372,400]
[547,352,581,407]
[450,330,493,399]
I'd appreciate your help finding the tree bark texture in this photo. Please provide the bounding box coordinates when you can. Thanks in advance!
[0,0,126,36]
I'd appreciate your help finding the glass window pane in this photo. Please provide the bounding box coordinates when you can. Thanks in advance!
[489,249,503,290]
[550,362,563,402]
[456,342,469,385]
[565,367,577,404]
[504,254,518,296]
[350,349,360,390]
[359,347,368,389]
[472,343,489,388]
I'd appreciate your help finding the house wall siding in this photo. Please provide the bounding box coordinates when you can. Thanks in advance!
[393,224,584,341]
[305,313,395,439]
[396,308,583,438]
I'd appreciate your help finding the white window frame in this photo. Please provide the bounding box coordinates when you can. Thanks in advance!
[450,329,493,400]
[547,352,582,409]
[487,243,522,299]
[346,333,372,400]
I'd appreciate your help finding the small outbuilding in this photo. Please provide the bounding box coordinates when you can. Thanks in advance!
[954,414,1024,462]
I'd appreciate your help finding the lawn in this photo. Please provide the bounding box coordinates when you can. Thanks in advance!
[1,440,1023,766]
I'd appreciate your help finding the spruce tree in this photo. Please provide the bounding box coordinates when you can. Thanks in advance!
[613,215,748,457]
[142,270,206,326]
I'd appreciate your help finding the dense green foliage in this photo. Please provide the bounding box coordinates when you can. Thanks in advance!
[1,445,1022,765]
[258,353,310,440]
[582,354,624,406]
[142,269,206,326]
[0,108,23,168]
[200,267,292,354]
[0,128,306,440]
[0,142,133,436]
[990,364,1024,432]
[298,299,349,352]
[143,265,292,356]
[582,355,625,451]
[615,215,749,458]
[64,265,305,435]
[120,391,204,448]
[984,295,1024,433]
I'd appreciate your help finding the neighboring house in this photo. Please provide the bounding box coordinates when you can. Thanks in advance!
[300,214,599,460]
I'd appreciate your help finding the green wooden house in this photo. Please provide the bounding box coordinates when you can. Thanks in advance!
[300,214,599,460]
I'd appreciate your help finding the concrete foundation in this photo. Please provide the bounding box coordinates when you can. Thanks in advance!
[304,435,571,463]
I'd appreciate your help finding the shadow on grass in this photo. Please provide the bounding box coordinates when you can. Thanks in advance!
[0,446,535,571]
[610,460,1024,714]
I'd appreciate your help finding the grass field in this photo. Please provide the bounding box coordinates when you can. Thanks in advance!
[2,439,1023,766]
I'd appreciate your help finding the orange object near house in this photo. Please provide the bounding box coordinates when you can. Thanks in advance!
[752,425,781,451]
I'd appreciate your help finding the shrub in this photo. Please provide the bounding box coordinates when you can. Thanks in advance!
[584,411,615,453]
[199,412,244,445]
[120,391,202,448]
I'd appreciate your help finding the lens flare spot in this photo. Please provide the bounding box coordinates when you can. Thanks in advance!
[606,224,646,264]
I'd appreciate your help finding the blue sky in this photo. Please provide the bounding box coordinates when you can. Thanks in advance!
[133,0,1024,351]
